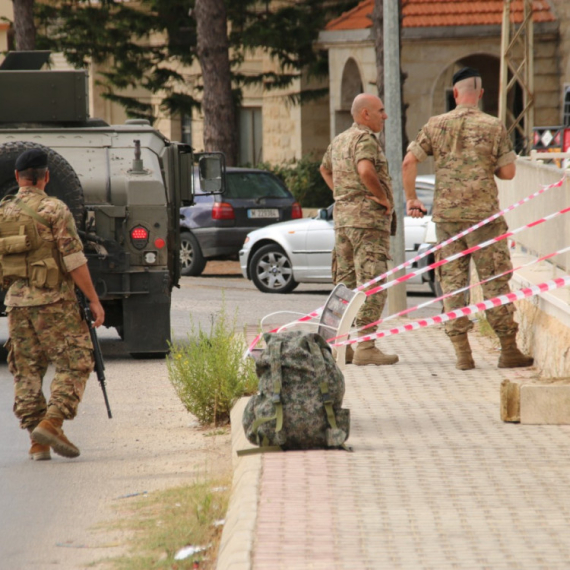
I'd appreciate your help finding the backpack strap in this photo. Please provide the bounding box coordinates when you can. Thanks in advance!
[308,338,352,451]
[14,196,50,227]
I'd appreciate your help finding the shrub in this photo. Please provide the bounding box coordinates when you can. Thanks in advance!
[167,305,258,426]
[256,154,333,208]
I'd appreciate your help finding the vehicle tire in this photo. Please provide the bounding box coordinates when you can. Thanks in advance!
[0,141,86,230]
[180,231,206,276]
[250,244,298,294]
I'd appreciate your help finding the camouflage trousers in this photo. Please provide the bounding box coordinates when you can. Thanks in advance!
[334,227,390,333]
[7,300,94,430]
[435,217,518,338]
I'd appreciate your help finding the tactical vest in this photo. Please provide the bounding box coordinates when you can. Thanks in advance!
[0,194,64,290]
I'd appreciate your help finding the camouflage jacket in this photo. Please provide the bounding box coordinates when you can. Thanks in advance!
[407,104,516,223]
[2,187,87,307]
[321,123,394,232]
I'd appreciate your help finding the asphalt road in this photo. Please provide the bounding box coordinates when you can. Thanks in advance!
[0,262,441,568]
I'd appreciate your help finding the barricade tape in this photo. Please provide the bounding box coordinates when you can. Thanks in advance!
[331,275,570,346]
[363,203,570,298]
[246,176,566,354]
[327,244,570,342]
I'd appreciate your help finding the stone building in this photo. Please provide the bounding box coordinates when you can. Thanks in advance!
[319,0,570,173]
[1,0,570,168]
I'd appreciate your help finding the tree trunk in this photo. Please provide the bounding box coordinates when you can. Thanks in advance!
[194,0,238,166]
[372,0,384,101]
[12,0,36,51]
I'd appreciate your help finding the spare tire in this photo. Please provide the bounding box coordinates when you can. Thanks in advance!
[0,141,86,230]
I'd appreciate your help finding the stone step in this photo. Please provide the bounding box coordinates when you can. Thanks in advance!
[501,377,570,424]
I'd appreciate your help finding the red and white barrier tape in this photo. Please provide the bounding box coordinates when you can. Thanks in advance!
[247,176,566,354]
[363,203,570,298]
[331,275,570,346]
[327,245,570,342]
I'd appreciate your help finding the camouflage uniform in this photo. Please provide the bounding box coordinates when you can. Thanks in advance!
[321,123,394,332]
[407,104,517,337]
[2,187,94,430]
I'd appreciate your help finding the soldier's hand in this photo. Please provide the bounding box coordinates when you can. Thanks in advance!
[90,300,105,328]
[367,195,392,216]
[406,199,427,218]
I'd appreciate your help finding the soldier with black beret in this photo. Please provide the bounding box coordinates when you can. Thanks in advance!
[402,67,533,371]
[2,147,105,461]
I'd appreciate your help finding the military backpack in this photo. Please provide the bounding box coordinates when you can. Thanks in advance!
[242,330,350,451]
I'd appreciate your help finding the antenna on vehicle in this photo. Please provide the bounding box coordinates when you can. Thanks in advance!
[129,139,146,174]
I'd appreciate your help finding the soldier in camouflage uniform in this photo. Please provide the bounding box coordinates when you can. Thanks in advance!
[402,67,533,370]
[2,149,105,460]
[320,93,399,366]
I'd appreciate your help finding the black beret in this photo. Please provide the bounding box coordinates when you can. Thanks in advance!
[15,149,48,171]
[452,67,481,86]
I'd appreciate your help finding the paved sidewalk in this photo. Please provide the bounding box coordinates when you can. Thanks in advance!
[217,323,570,570]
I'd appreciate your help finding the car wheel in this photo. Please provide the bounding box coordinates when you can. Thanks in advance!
[180,231,206,276]
[250,244,298,294]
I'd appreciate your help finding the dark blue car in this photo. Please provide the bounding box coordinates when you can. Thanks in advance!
[180,167,302,276]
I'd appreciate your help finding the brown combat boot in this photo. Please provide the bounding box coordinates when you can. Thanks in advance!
[353,340,399,366]
[450,333,475,371]
[498,334,534,368]
[27,428,51,461]
[32,417,80,458]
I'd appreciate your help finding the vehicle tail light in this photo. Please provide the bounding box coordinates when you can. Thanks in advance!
[154,238,166,249]
[130,225,149,249]
[212,202,235,220]
[291,202,303,219]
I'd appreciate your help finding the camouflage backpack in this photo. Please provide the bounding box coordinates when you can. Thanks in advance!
[242,330,350,451]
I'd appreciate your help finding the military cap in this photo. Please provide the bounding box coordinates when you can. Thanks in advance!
[452,67,481,85]
[15,149,48,171]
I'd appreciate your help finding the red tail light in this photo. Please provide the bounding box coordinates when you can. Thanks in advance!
[212,202,235,220]
[130,225,149,249]
[291,202,303,219]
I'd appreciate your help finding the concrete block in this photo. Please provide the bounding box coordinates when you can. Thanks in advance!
[501,377,570,424]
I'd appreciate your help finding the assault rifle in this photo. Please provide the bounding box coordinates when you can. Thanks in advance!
[77,291,112,419]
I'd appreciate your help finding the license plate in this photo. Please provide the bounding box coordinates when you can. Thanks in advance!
[248,209,279,219]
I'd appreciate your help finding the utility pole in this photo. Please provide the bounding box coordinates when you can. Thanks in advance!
[383,0,407,313]
[499,0,534,154]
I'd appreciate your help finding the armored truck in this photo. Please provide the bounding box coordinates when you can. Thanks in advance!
[0,52,224,357]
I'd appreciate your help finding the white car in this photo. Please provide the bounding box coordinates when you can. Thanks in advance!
[239,175,437,294]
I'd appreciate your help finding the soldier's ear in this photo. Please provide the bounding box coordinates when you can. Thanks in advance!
[45,170,50,184]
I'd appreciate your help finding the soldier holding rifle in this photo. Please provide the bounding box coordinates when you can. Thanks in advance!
[1,148,104,460]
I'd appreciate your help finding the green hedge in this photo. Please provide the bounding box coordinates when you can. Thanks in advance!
[255,155,334,209]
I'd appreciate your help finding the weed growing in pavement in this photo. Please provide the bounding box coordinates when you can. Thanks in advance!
[167,302,258,426]
[99,477,231,570]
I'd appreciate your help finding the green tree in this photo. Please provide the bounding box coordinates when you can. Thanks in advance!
[34,0,358,161]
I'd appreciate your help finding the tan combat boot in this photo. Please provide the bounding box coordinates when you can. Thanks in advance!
[353,340,399,366]
[27,427,51,461]
[498,334,534,368]
[32,417,80,458]
[331,343,354,364]
[450,333,475,370]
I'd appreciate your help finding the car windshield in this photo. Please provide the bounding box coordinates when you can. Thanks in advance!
[225,172,290,200]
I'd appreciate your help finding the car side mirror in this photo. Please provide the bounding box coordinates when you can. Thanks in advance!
[196,152,226,194]
[317,208,329,220]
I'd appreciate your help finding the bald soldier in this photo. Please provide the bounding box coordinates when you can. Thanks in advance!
[2,148,105,460]
[402,67,533,371]
[320,93,399,366]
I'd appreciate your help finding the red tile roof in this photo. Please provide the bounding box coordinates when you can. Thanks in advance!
[326,0,556,31]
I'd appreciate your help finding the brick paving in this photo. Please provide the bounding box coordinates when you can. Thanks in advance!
[218,323,570,570]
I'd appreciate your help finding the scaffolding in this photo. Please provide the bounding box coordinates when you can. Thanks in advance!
[498,0,534,154]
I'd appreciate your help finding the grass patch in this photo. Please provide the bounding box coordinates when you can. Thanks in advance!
[167,302,258,426]
[473,316,498,343]
[98,476,231,570]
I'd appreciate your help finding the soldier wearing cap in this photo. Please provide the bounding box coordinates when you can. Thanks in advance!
[320,93,399,366]
[1,148,104,460]
[402,67,533,371]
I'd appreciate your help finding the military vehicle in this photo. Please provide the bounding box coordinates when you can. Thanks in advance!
[0,51,224,357]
